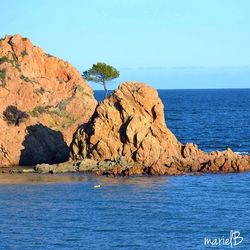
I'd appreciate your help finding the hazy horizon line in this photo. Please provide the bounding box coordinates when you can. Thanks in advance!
[94,87,250,91]
[119,66,250,71]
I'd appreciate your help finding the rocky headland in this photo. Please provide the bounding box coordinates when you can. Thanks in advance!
[0,35,96,166]
[69,82,250,176]
[0,35,249,176]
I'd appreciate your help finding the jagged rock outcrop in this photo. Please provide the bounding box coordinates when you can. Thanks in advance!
[0,34,97,166]
[71,82,183,167]
[70,82,250,175]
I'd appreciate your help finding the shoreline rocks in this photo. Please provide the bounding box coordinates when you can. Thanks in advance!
[1,151,249,176]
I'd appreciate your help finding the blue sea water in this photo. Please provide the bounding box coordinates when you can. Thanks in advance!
[0,89,249,249]
[159,89,250,154]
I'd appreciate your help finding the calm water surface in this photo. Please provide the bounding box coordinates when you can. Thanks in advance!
[0,174,249,249]
[0,89,249,249]
[159,89,250,154]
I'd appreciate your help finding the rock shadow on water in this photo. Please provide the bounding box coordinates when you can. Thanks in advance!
[19,124,69,166]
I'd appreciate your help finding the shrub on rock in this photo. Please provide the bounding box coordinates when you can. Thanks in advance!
[3,105,29,126]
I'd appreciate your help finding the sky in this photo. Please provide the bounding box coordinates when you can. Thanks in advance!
[1,0,250,89]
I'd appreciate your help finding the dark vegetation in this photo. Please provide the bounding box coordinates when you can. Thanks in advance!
[30,101,74,129]
[20,74,33,83]
[3,105,29,126]
[21,50,28,57]
[0,69,6,87]
[0,54,21,71]
[0,56,11,64]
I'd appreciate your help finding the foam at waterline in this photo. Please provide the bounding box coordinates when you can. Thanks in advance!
[235,152,249,156]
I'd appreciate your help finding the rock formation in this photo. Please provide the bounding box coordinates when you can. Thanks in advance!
[0,34,97,166]
[0,34,248,174]
[71,82,250,175]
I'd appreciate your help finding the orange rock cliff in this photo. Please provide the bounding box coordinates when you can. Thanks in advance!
[0,34,97,166]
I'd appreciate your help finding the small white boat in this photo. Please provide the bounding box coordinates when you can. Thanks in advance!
[94,184,101,188]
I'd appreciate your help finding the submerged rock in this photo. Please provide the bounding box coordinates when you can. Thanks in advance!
[0,34,97,166]
[35,162,76,174]
[70,82,250,176]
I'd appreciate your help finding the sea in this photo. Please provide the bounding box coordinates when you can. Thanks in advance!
[0,89,249,249]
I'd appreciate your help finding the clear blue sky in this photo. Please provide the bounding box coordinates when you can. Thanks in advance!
[1,0,250,89]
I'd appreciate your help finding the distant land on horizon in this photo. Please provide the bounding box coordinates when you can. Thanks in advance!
[90,66,250,90]
[95,88,250,92]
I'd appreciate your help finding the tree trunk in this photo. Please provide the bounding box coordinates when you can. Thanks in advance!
[15,118,19,127]
[103,80,108,99]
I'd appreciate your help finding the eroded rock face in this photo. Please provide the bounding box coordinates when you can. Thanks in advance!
[71,82,183,166]
[70,82,250,175]
[0,34,97,166]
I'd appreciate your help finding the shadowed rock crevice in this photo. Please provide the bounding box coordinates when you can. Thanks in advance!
[119,116,132,144]
[20,124,69,166]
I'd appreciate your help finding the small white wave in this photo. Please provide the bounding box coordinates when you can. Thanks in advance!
[235,151,249,155]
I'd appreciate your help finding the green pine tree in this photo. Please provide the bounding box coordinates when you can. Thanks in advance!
[82,62,120,98]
